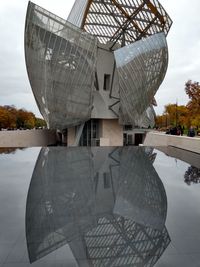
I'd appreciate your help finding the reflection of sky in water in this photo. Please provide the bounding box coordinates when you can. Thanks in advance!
[0,148,39,265]
[153,149,200,266]
[0,147,199,266]
[0,148,40,220]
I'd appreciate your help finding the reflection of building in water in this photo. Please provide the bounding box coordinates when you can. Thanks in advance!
[184,166,200,185]
[144,147,157,164]
[156,147,200,187]
[157,146,200,169]
[71,215,169,267]
[26,147,170,266]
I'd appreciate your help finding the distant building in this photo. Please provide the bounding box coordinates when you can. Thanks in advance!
[25,0,172,146]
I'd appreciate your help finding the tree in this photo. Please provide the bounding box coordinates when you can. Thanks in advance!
[164,104,177,126]
[16,109,36,129]
[0,107,10,128]
[156,104,190,129]
[185,80,200,114]
[163,104,188,127]
[0,105,46,129]
[155,80,200,130]
[185,80,200,128]
[177,105,190,128]
[0,106,16,129]
[35,118,46,128]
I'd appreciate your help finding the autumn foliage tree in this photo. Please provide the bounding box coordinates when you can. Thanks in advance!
[0,106,16,129]
[156,80,200,130]
[155,104,189,129]
[16,109,35,129]
[185,80,200,128]
[0,105,46,130]
[185,80,200,113]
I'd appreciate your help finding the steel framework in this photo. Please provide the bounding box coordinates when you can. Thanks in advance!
[68,0,172,46]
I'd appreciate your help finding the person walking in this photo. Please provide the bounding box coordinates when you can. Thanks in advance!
[188,126,195,137]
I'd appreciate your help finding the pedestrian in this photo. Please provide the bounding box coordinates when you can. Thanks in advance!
[178,125,183,136]
[187,126,195,137]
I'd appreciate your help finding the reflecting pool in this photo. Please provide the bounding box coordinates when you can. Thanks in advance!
[0,146,200,267]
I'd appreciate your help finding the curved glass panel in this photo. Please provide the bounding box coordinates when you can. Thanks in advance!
[25,2,97,130]
[114,32,168,126]
[26,147,170,265]
[138,105,156,128]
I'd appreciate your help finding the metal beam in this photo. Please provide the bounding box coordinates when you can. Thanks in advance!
[110,1,145,42]
[81,0,93,29]
[110,0,143,34]
[143,0,165,24]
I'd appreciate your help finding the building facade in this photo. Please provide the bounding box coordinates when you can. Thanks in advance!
[25,0,172,146]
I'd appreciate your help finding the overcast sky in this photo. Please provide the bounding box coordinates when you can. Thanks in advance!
[0,0,200,117]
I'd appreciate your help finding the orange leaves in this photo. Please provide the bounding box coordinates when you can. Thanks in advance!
[0,106,45,129]
[156,80,200,129]
[185,80,200,114]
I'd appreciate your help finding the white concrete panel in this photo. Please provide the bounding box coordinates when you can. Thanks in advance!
[144,132,200,154]
[0,130,56,147]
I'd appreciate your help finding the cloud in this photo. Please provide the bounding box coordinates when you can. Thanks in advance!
[0,92,40,116]
[155,0,200,114]
[0,0,200,117]
[0,0,74,117]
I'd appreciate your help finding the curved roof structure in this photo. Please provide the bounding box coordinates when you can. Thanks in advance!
[68,0,172,47]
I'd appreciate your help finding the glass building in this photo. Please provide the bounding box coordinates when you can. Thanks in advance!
[25,0,172,146]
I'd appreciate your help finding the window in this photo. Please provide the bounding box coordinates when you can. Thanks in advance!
[79,119,100,146]
[103,74,110,91]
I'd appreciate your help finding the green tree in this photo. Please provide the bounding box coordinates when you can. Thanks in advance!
[35,118,46,128]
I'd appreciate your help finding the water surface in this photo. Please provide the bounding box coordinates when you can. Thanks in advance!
[0,146,200,267]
